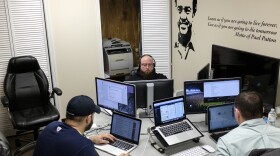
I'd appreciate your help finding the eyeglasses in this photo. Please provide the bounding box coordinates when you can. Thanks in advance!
[141,63,154,67]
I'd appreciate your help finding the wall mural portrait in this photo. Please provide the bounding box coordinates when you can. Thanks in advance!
[174,0,197,60]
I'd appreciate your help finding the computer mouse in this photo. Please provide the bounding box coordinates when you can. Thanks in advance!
[201,145,215,153]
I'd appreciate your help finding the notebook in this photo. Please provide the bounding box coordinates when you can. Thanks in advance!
[151,96,203,146]
[95,112,142,155]
[208,103,238,142]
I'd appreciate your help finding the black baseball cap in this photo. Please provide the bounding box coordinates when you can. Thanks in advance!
[66,95,101,117]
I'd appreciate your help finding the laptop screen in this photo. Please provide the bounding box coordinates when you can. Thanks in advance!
[208,103,238,133]
[110,112,142,144]
[153,96,185,126]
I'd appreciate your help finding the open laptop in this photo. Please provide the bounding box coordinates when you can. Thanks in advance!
[95,112,142,155]
[151,96,203,146]
[208,103,238,142]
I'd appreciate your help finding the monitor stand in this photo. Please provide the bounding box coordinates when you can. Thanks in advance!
[139,83,154,118]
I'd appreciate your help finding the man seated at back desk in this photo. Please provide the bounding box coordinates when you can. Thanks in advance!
[126,54,167,81]
[215,91,280,156]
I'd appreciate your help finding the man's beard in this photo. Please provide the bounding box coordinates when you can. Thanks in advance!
[140,69,155,80]
[178,24,192,47]
[85,119,93,131]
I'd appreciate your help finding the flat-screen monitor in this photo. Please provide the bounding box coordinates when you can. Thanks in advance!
[197,63,210,80]
[211,44,279,114]
[125,79,174,108]
[95,77,136,117]
[208,103,238,133]
[184,77,241,114]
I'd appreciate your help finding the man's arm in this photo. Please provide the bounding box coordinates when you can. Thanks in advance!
[215,139,230,156]
[78,143,99,156]
[89,133,115,145]
[89,133,131,156]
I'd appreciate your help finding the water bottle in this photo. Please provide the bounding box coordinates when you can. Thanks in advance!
[268,108,277,126]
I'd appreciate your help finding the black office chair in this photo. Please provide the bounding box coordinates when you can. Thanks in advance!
[248,148,280,156]
[0,55,62,155]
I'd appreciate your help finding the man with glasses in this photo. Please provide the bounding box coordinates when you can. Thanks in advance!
[125,54,167,81]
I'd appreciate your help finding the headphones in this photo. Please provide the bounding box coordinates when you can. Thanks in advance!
[138,54,156,68]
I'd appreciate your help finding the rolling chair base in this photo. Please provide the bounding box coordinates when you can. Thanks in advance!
[14,141,36,156]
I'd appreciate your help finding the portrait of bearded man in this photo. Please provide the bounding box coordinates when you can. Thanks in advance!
[174,0,197,60]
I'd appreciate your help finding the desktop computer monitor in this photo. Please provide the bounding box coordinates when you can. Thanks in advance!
[211,44,279,114]
[184,77,241,114]
[197,63,210,80]
[95,77,136,117]
[125,79,174,108]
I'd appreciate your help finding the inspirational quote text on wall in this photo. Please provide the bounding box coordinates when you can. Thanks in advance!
[208,16,277,43]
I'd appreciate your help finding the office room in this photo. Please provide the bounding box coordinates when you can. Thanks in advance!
[0,0,280,155]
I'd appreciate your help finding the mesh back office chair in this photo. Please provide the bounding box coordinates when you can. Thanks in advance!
[0,55,62,155]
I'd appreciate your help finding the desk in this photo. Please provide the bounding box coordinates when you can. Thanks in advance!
[89,110,217,156]
[90,110,280,156]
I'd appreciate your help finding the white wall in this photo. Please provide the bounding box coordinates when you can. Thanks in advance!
[172,0,280,105]
[45,0,104,117]
[45,0,280,119]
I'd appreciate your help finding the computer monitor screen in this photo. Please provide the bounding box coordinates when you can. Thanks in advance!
[211,44,280,114]
[184,77,241,114]
[95,77,136,117]
[208,102,238,133]
[125,79,174,108]
[197,63,210,80]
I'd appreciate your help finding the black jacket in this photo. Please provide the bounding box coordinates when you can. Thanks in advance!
[125,69,167,81]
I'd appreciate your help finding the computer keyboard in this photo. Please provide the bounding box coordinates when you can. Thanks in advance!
[109,139,133,151]
[159,121,192,137]
[170,146,209,156]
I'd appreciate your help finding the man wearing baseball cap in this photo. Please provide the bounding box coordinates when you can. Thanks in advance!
[34,95,130,156]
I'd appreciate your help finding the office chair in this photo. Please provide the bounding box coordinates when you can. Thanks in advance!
[0,131,11,156]
[0,55,62,155]
[248,148,280,156]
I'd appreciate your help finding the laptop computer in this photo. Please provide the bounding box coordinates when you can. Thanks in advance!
[151,96,203,146]
[95,112,142,155]
[208,103,238,142]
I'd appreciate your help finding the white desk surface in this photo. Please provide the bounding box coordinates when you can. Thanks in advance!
[90,109,280,156]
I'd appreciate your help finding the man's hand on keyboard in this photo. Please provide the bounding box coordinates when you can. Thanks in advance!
[89,133,116,145]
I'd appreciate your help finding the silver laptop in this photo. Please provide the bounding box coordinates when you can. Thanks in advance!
[151,96,203,146]
[208,103,238,142]
[95,112,142,155]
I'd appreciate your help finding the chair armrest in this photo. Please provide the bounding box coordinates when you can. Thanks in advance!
[1,96,9,107]
[53,87,62,96]
[50,87,62,99]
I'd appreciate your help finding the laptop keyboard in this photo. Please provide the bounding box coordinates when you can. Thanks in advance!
[109,139,134,151]
[159,121,192,137]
